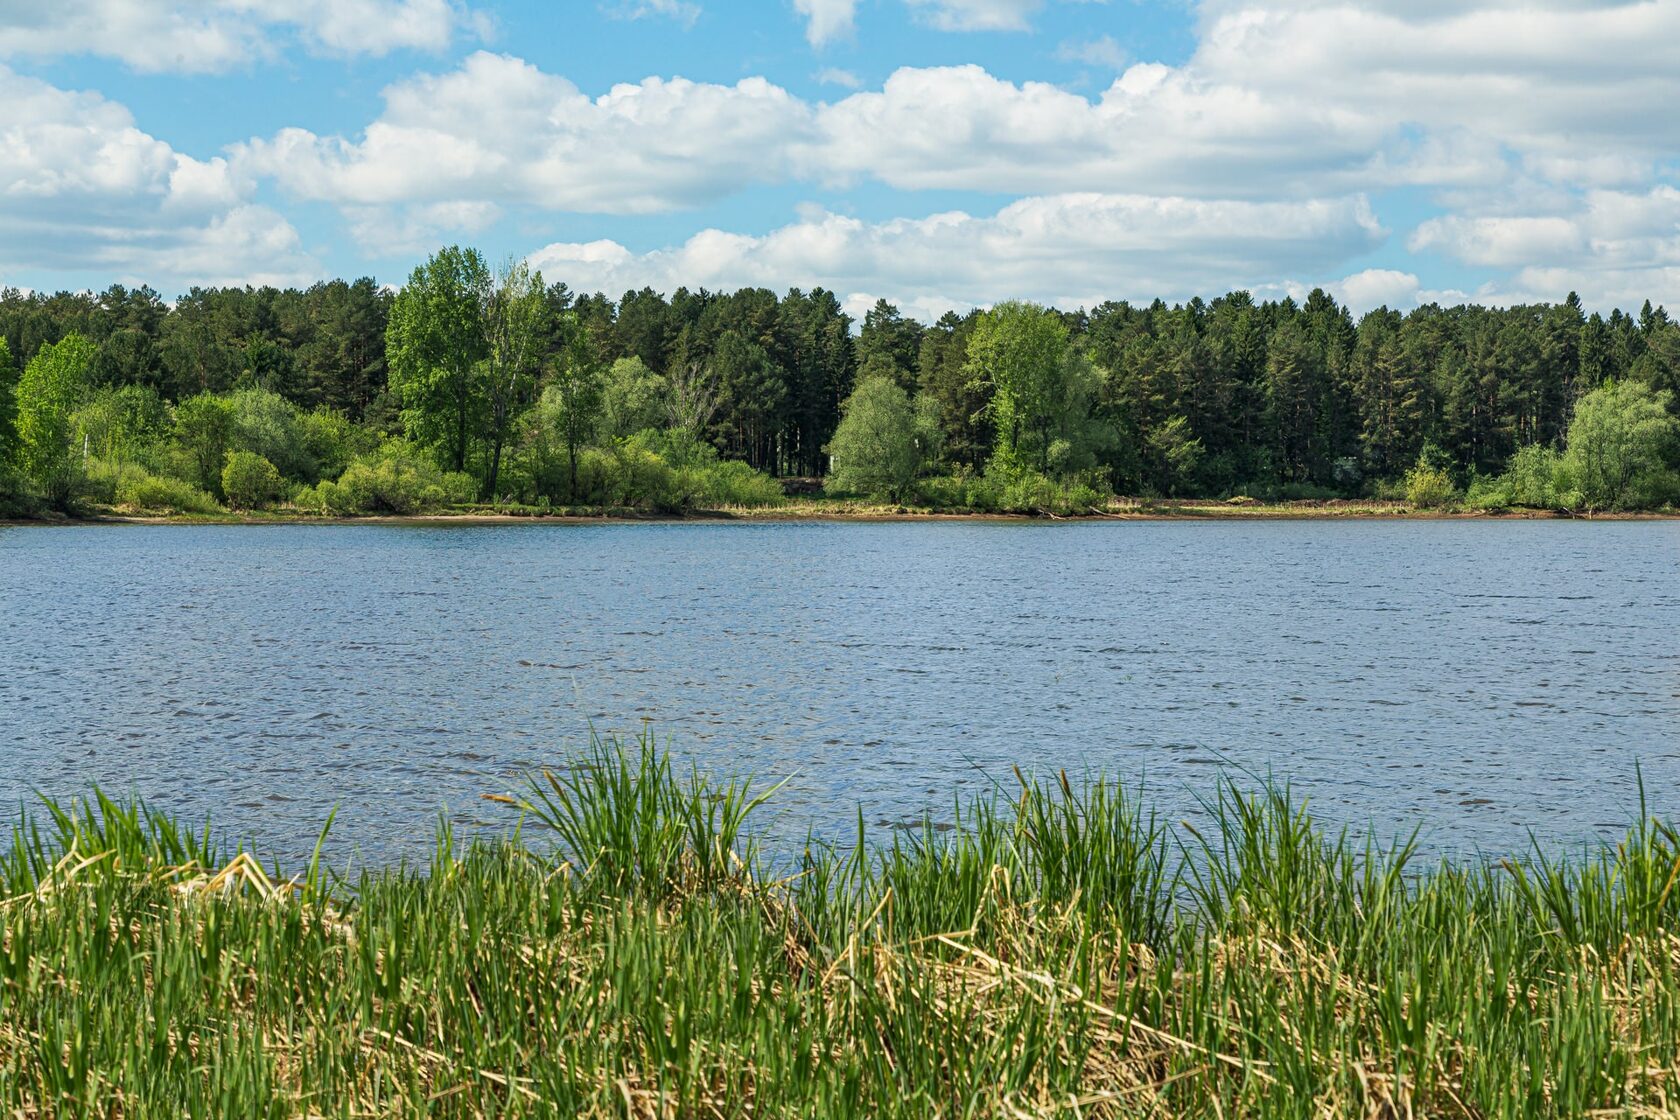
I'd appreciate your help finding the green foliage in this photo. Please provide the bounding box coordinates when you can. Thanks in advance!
[172,392,237,496]
[0,337,19,484]
[297,407,380,481]
[1561,379,1679,511]
[71,385,169,464]
[531,429,782,512]
[598,356,668,441]
[481,260,550,499]
[826,376,939,501]
[1462,473,1512,511]
[1510,443,1564,507]
[94,460,222,513]
[221,451,284,510]
[11,266,1680,513]
[856,298,924,393]
[985,465,1108,514]
[1403,456,1459,509]
[966,302,1072,474]
[228,387,315,481]
[17,332,95,505]
[1468,443,1569,510]
[554,444,661,509]
[1144,414,1204,497]
[386,245,490,473]
[530,330,602,503]
[921,464,1110,515]
[297,441,476,515]
[685,457,785,507]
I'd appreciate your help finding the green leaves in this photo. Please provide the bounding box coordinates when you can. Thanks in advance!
[825,375,927,501]
[1563,378,1679,511]
[386,245,492,473]
[15,332,95,505]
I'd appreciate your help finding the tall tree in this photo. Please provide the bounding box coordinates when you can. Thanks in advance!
[966,302,1070,474]
[540,311,602,500]
[296,279,390,416]
[386,246,490,473]
[481,260,548,499]
[775,289,853,475]
[917,311,989,471]
[855,299,924,393]
[665,325,720,439]
[16,333,95,504]
[174,393,238,497]
[1263,316,1317,482]
[711,329,786,470]
[598,356,668,441]
[826,376,939,501]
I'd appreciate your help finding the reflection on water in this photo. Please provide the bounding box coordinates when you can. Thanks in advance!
[2,519,1677,865]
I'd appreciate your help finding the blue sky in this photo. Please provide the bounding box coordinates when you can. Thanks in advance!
[2,0,1679,319]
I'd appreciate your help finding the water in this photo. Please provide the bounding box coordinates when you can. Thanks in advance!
[2,519,1676,866]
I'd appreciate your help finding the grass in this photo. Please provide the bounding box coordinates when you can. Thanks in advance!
[4,735,1680,1117]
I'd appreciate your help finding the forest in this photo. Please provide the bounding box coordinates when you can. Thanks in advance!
[1,245,1677,519]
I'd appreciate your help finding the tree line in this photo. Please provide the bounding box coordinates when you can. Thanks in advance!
[2,249,1677,517]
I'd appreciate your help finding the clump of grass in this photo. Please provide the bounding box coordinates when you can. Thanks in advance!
[2,734,1679,1117]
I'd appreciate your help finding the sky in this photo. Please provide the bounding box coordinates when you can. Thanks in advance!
[2,0,1679,321]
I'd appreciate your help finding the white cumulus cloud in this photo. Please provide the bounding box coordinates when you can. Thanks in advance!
[528,193,1384,317]
[238,52,815,236]
[0,67,317,289]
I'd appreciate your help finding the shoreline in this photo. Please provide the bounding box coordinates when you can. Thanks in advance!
[4,500,1677,527]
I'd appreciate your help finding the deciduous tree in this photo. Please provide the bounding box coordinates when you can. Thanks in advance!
[17,333,94,504]
[387,246,490,474]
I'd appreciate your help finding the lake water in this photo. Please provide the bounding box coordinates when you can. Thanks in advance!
[2,519,1677,866]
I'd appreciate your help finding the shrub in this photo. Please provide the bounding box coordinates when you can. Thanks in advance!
[221,451,284,510]
[229,388,314,482]
[81,457,136,505]
[968,466,1109,515]
[115,469,222,514]
[293,480,362,516]
[173,393,236,496]
[298,408,379,483]
[1462,473,1512,511]
[602,445,677,509]
[610,431,783,511]
[693,459,784,507]
[1403,461,1458,509]
[16,334,94,506]
[1504,444,1563,508]
[302,442,477,515]
[913,474,976,510]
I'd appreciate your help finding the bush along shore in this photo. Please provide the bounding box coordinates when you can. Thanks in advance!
[5,737,1680,1117]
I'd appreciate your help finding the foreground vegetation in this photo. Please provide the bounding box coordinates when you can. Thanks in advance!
[6,737,1680,1117]
[3,261,1679,522]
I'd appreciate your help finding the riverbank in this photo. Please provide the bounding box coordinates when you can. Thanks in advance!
[8,495,1676,527]
[7,736,1678,1117]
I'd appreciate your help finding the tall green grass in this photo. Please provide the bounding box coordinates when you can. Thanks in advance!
[2,734,1677,1117]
